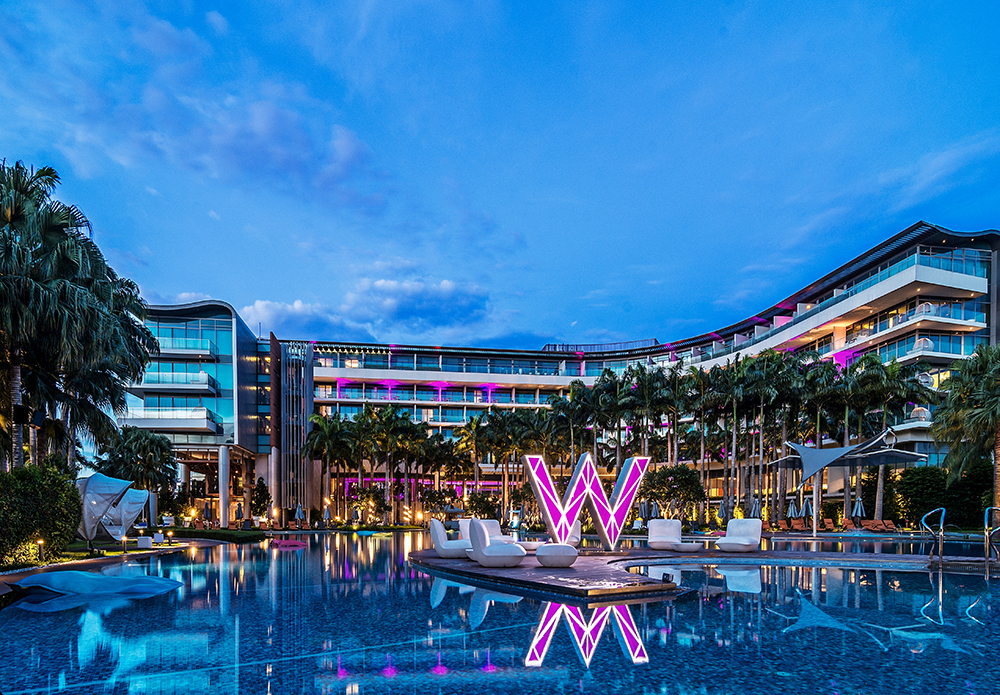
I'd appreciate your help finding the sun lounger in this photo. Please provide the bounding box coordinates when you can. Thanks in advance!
[823,518,835,532]
[479,519,517,544]
[777,520,790,532]
[648,519,702,552]
[715,519,762,552]
[841,519,856,531]
[884,519,900,533]
[790,518,807,532]
[761,520,772,533]
[467,519,525,567]
[429,518,473,559]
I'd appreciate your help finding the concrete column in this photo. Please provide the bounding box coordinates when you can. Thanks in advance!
[243,464,252,525]
[180,463,190,492]
[269,446,279,526]
[219,446,230,529]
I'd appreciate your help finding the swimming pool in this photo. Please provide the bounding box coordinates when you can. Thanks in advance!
[2,532,997,694]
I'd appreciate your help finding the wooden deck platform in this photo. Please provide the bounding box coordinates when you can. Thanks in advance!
[409,546,996,606]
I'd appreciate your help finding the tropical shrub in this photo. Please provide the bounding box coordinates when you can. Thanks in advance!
[639,464,706,519]
[897,467,949,524]
[465,491,499,518]
[250,477,271,517]
[0,464,81,566]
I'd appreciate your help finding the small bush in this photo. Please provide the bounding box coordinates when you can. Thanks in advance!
[0,465,82,566]
[166,527,266,543]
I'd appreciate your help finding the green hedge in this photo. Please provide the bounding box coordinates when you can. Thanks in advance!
[165,527,267,543]
[0,465,82,566]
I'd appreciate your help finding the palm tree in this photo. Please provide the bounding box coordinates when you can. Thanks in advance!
[455,414,488,493]
[594,368,631,474]
[931,344,1000,520]
[305,412,355,521]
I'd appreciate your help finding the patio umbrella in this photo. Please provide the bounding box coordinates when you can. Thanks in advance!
[718,500,726,521]
[235,502,243,520]
[785,500,798,519]
[851,498,866,519]
[749,498,762,519]
[652,501,661,518]
[203,502,211,521]
[294,503,305,520]
[800,497,813,518]
[323,506,331,521]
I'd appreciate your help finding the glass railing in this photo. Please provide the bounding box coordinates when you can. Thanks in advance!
[838,306,987,353]
[141,371,219,389]
[123,407,220,423]
[688,248,988,365]
[157,337,218,355]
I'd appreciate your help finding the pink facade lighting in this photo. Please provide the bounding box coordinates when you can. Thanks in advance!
[524,602,648,668]
[523,453,650,550]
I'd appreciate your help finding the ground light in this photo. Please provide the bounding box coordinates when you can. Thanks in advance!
[36,539,44,563]
[167,531,174,545]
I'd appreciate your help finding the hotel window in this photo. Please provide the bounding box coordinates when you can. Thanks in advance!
[490,389,512,403]
[585,361,604,376]
[342,354,361,369]
[537,361,558,376]
[512,360,533,375]
[416,407,438,422]
[340,405,362,419]
[490,359,512,374]
[340,385,363,399]
[364,353,388,369]
[416,355,440,371]
[467,358,488,373]
[415,388,437,401]
[442,408,464,423]
[563,362,581,377]
[390,354,414,370]
[442,357,463,372]
[538,390,557,404]
[365,385,390,400]
[516,392,536,404]
[441,388,464,402]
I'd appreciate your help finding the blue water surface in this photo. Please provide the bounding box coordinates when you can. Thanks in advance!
[2,531,998,694]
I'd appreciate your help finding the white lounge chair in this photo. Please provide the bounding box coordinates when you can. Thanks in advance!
[717,566,762,593]
[467,518,526,567]
[479,519,517,544]
[429,518,473,559]
[647,519,702,552]
[567,520,582,547]
[469,589,522,628]
[429,577,474,608]
[458,518,471,540]
[715,519,762,553]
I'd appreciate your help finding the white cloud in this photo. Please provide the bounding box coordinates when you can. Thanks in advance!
[208,210,221,220]
[206,11,229,36]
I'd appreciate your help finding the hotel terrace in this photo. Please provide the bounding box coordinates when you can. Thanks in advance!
[121,221,997,524]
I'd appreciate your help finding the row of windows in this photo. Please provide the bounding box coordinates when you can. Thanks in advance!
[859,331,987,363]
[146,319,233,356]
[314,352,571,376]
[314,384,558,404]
[846,297,987,343]
[141,396,234,421]
[329,404,501,424]
[146,361,234,388]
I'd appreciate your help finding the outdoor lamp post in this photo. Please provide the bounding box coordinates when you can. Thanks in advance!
[167,531,174,546]
[37,539,44,563]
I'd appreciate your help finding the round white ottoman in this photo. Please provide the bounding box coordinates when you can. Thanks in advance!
[536,543,578,568]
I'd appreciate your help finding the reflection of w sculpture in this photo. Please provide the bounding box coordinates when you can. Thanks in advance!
[523,454,650,550]
[525,602,648,668]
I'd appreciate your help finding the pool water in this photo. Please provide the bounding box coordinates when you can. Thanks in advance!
[2,532,998,694]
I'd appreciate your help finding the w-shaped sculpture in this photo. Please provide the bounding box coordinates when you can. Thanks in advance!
[523,453,650,550]
[525,602,648,668]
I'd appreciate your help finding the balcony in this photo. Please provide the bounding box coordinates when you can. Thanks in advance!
[120,407,222,433]
[129,371,220,396]
[157,337,218,360]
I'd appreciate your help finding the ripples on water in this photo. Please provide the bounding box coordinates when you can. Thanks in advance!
[1,532,998,694]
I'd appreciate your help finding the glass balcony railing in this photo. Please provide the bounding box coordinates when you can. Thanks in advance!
[123,407,221,424]
[157,337,218,356]
[141,371,219,390]
[687,248,989,365]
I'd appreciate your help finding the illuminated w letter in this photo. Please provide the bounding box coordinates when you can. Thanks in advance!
[523,453,649,550]
[524,602,648,668]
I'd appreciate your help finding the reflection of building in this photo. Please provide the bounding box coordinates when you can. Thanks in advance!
[125,222,998,524]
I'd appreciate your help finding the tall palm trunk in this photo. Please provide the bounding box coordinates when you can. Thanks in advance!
[843,404,852,520]
[994,421,1000,527]
[730,402,738,519]
[11,345,24,468]
[875,409,888,520]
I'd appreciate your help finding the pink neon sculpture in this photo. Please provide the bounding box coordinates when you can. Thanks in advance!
[524,602,648,668]
[523,453,650,550]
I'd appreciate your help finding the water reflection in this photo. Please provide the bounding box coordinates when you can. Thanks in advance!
[1,533,999,694]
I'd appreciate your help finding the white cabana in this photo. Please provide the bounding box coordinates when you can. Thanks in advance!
[101,488,150,541]
[76,474,133,543]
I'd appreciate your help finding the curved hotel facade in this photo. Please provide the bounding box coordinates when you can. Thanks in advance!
[123,221,998,524]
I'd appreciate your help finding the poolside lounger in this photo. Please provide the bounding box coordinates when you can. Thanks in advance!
[823,519,835,532]
[715,519,762,553]
[790,519,807,532]
[884,520,900,533]
[841,519,856,531]
[761,520,772,533]
[195,520,206,530]
[479,519,517,544]
[429,518,473,559]
[776,520,790,532]
[467,518,525,568]
[648,519,702,552]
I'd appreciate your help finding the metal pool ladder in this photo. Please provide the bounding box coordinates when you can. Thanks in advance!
[985,506,1000,580]
[921,507,946,566]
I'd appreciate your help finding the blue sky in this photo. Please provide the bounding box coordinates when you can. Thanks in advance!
[3,1,999,348]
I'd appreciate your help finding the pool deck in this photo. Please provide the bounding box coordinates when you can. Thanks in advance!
[409,545,998,605]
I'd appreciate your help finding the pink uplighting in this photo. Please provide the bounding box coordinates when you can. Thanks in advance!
[431,653,448,675]
[382,655,397,678]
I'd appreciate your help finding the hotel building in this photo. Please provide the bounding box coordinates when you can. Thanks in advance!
[124,221,996,524]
